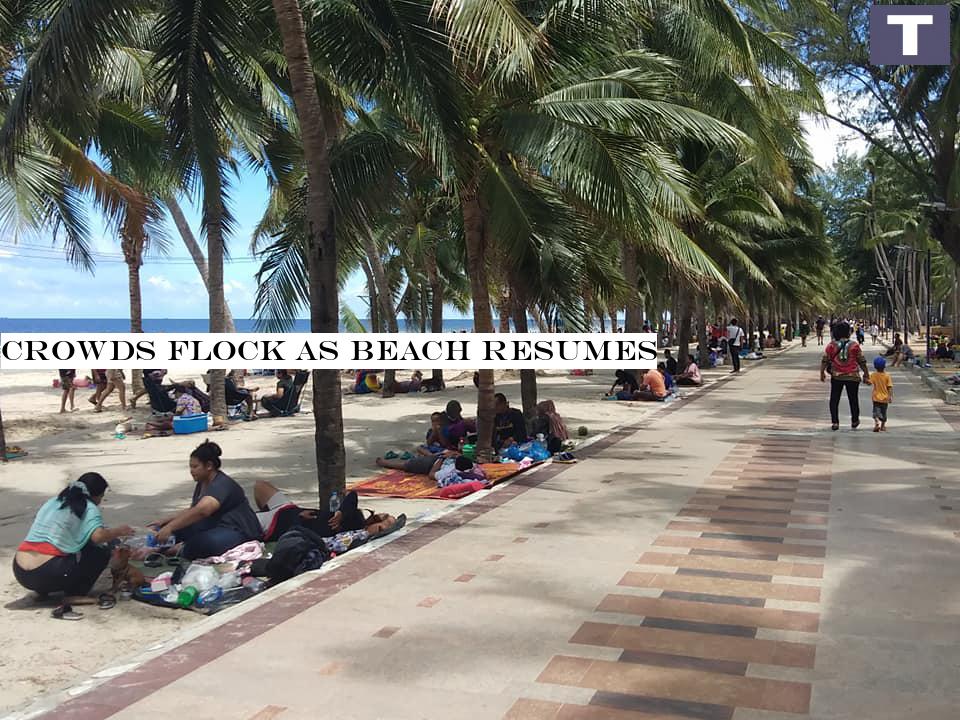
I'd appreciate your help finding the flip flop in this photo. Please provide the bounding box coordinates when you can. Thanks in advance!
[384,450,400,460]
[98,593,116,610]
[143,553,165,568]
[400,451,414,460]
[369,513,406,540]
[52,604,83,620]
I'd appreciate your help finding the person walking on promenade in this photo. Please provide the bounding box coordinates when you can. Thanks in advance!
[815,316,826,346]
[820,321,869,431]
[726,318,745,374]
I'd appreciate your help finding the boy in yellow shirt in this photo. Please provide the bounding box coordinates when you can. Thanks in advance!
[867,356,893,432]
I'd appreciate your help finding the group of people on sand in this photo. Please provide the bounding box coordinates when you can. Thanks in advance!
[57,368,304,425]
[606,353,703,402]
[13,440,401,618]
[57,369,127,414]
[375,394,573,488]
[353,370,430,395]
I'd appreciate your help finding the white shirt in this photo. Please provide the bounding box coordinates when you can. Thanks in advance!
[726,325,744,347]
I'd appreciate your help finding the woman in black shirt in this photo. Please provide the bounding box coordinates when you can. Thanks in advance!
[153,441,262,559]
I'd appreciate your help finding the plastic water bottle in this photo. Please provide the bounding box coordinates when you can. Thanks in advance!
[196,586,223,607]
[536,433,546,445]
[242,576,265,593]
[329,491,341,514]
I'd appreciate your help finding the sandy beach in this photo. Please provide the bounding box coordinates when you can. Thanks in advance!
[0,363,718,714]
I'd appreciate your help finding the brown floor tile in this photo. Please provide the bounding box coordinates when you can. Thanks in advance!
[515,537,530,543]
[665,521,827,542]
[589,691,733,719]
[504,699,561,720]
[687,497,807,511]
[619,571,820,602]
[487,554,506,561]
[619,649,747,676]
[598,593,818,632]
[553,701,699,720]
[653,535,826,558]
[417,596,441,608]
[538,655,593,685]
[678,508,828,526]
[675,567,772,583]
[455,573,476,583]
[638,551,824,579]
[539,655,810,714]
[640,616,757,638]
[571,621,814,668]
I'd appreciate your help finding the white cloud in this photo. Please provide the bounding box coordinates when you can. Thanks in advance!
[147,275,173,291]
[801,89,870,170]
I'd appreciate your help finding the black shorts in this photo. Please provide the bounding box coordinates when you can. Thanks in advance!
[404,455,439,475]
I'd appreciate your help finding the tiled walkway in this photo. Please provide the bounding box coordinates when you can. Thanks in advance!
[11,343,960,720]
[507,378,830,720]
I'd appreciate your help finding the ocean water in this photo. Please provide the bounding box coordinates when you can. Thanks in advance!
[0,318,476,333]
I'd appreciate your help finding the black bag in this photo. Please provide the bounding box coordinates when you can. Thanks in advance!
[263,526,330,582]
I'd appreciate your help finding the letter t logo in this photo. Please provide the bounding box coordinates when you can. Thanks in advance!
[870,5,950,65]
[887,14,933,55]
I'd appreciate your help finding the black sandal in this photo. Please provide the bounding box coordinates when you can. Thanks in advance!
[52,604,83,620]
[143,552,165,568]
[98,593,116,610]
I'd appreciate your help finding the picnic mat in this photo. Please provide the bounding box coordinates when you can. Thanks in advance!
[349,461,534,499]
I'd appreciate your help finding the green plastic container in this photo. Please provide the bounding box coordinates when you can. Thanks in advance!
[177,586,199,608]
[462,444,476,460]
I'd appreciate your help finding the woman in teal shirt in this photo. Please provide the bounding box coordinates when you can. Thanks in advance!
[14,473,133,603]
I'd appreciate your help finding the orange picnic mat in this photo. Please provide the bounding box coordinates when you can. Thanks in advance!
[349,461,531,499]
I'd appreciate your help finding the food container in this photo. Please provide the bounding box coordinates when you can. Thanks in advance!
[173,414,209,434]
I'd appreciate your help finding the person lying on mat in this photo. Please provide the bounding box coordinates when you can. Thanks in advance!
[14,473,134,611]
[150,441,262,560]
[376,452,484,488]
[253,482,399,541]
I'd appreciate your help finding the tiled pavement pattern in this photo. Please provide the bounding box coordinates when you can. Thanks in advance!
[506,378,830,720]
[14,345,960,720]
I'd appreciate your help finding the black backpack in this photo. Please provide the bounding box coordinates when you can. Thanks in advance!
[260,526,330,582]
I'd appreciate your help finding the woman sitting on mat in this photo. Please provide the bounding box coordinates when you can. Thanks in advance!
[253,482,401,542]
[151,441,262,560]
[675,355,702,386]
[13,473,134,617]
[532,400,569,453]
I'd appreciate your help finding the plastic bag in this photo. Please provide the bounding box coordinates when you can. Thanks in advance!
[180,564,220,592]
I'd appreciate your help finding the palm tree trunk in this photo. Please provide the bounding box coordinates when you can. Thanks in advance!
[622,239,642,332]
[429,267,444,385]
[462,192,496,459]
[677,291,691,369]
[609,309,619,332]
[360,259,380,332]
[362,232,397,397]
[272,0,346,500]
[122,225,145,399]
[512,292,537,419]
[498,301,511,332]
[203,189,228,420]
[165,197,236,332]
[696,294,708,367]
[0,402,7,461]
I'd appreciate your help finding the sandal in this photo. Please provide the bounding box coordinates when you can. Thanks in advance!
[400,451,414,460]
[369,513,406,540]
[98,593,116,610]
[384,450,400,460]
[52,604,83,620]
[143,552,165,568]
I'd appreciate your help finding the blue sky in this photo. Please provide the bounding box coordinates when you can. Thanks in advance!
[0,94,862,321]
[0,166,378,320]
